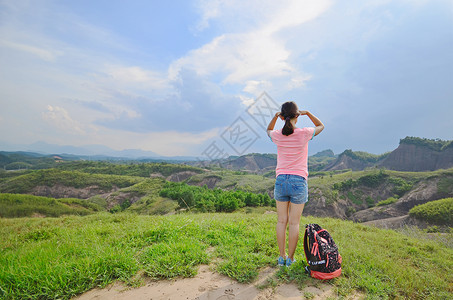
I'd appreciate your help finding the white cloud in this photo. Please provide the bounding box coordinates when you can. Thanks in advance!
[243,80,273,95]
[42,105,86,135]
[133,127,220,156]
[286,75,313,90]
[102,65,171,90]
[75,126,221,157]
[194,0,225,31]
[0,39,62,61]
[173,0,332,91]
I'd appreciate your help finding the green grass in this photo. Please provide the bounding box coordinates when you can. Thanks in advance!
[186,170,275,194]
[56,161,204,177]
[438,177,453,194]
[409,198,453,226]
[0,213,452,299]
[376,197,398,206]
[0,169,143,194]
[0,193,102,218]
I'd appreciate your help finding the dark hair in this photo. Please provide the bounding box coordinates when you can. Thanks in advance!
[281,101,298,136]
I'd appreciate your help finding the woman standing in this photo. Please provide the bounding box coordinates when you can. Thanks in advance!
[267,101,324,267]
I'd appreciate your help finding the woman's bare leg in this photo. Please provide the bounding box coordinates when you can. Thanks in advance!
[276,200,289,258]
[287,203,305,260]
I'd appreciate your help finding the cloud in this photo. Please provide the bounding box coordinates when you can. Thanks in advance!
[243,80,273,95]
[102,65,170,89]
[173,0,331,95]
[193,0,225,31]
[42,105,86,135]
[0,39,62,62]
[96,68,245,134]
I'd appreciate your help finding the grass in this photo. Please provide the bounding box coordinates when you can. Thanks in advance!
[0,213,452,299]
[376,197,398,207]
[186,170,275,193]
[0,169,143,194]
[0,193,102,218]
[409,198,453,226]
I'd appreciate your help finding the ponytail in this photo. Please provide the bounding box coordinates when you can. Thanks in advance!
[280,101,298,136]
[282,116,294,136]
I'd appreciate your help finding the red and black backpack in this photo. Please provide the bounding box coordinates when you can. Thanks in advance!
[303,223,342,280]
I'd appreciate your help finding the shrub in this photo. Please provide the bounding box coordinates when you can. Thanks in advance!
[159,182,271,212]
[409,198,453,226]
[377,197,398,206]
[389,177,413,197]
[357,171,389,188]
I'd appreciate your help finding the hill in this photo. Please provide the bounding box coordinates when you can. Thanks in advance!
[2,160,453,228]
[0,213,451,299]
[322,149,389,171]
[379,137,453,171]
[323,137,453,172]
[0,193,102,218]
[409,197,453,226]
[190,150,336,174]
[307,168,453,226]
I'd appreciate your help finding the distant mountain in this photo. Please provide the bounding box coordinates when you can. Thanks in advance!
[0,141,198,161]
[312,149,335,157]
[189,150,337,173]
[323,137,453,172]
[3,136,451,172]
[323,150,389,171]
[379,137,453,171]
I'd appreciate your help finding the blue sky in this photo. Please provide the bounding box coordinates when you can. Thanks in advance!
[0,0,452,158]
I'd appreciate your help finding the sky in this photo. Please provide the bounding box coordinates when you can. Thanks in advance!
[0,0,452,158]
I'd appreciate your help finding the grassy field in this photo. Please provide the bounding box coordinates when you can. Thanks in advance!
[0,169,143,194]
[1,213,451,299]
[0,193,102,218]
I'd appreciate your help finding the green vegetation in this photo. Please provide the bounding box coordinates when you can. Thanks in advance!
[308,155,336,171]
[0,193,101,218]
[0,169,143,194]
[56,161,204,177]
[409,198,453,226]
[0,152,58,170]
[388,177,413,197]
[342,149,390,163]
[400,136,453,151]
[333,170,389,191]
[122,178,178,215]
[186,171,275,194]
[438,177,453,194]
[0,213,451,299]
[159,181,273,212]
[377,197,398,206]
[1,155,453,298]
[329,170,415,207]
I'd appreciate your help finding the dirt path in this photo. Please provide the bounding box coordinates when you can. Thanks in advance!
[74,265,354,300]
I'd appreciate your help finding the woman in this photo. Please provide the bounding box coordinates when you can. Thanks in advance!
[267,101,324,267]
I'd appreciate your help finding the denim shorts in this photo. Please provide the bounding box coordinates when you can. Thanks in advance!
[274,174,308,204]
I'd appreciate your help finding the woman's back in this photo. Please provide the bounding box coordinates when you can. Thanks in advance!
[270,127,315,179]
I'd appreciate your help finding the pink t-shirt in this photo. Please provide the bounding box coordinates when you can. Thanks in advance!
[269,127,315,179]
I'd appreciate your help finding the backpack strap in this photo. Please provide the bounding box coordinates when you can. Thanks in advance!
[304,225,310,266]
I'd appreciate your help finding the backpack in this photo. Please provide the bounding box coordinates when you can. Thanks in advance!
[303,223,342,280]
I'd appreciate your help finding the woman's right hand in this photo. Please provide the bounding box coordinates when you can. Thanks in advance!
[298,110,308,116]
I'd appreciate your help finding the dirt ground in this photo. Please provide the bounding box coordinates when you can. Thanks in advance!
[74,265,363,300]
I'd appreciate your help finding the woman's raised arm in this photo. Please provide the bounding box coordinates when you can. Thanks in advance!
[299,110,324,136]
